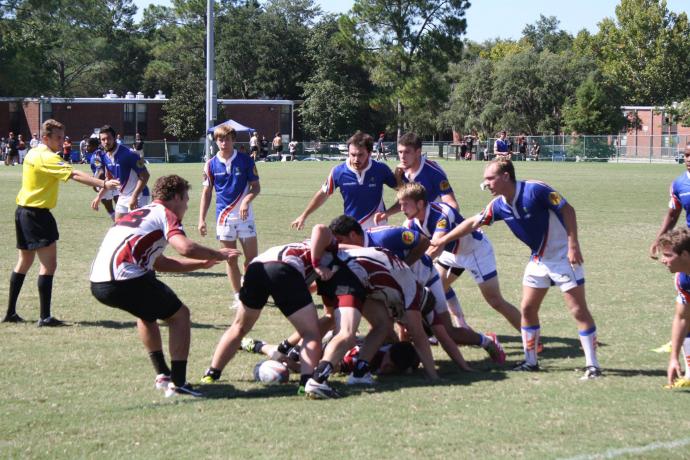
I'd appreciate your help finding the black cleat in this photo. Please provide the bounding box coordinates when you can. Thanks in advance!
[2,313,25,323]
[37,316,68,327]
[511,360,540,372]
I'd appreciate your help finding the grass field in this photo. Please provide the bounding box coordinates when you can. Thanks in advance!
[2,159,690,459]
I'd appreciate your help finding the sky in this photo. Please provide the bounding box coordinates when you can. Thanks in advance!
[132,0,689,43]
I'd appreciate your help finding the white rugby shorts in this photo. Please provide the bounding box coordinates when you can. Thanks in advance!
[523,258,585,292]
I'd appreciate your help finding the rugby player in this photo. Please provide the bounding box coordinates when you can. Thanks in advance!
[87,137,118,220]
[91,125,150,219]
[3,119,120,326]
[657,228,690,388]
[200,225,336,396]
[432,159,602,379]
[90,175,240,397]
[291,131,399,231]
[397,182,521,333]
[198,124,261,309]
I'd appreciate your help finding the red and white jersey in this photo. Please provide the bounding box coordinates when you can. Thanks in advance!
[336,246,422,318]
[90,201,185,282]
[252,240,337,285]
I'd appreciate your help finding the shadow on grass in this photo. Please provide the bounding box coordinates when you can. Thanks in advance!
[75,320,225,330]
[159,272,227,278]
[498,334,608,361]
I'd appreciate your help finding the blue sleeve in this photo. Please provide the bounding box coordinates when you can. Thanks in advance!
[534,182,567,212]
[125,150,148,175]
[375,227,420,253]
[381,163,397,189]
[247,156,259,182]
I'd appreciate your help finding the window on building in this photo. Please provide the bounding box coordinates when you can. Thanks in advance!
[123,103,135,134]
[41,101,52,123]
[136,103,147,136]
[9,102,20,133]
[280,104,291,137]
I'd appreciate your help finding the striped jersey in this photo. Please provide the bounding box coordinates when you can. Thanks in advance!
[95,144,150,201]
[202,151,259,225]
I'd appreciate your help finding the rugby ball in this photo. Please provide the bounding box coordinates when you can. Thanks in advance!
[253,359,289,384]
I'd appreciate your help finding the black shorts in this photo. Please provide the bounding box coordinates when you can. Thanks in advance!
[436,260,465,277]
[316,263,367,309]
[15,206,59,250]
[90,272,183,322]
[240,262,313,317]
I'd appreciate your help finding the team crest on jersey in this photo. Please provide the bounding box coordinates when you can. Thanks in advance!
[549,191,562,206]
[436,219,448,229]
[136,159,146,168]
[401,230,415,245]
[94,159,102,167]
[440,180,450,191]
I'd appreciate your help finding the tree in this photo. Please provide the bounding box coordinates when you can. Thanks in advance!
[161,74,206,140]
[563,72,626,134]
[521,15,573,53]
[587,0,690,105]
[349,0,470,137]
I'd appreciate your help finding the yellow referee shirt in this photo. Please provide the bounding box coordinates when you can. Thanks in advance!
[16,144,73,209]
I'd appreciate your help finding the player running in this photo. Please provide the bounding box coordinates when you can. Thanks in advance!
[432,159,602,379]
[198,124,261,309]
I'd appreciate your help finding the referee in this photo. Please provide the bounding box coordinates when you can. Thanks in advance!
[3,119,120,326]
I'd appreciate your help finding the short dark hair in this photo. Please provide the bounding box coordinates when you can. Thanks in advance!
[347,131,374,153]
[87,137,99,148]
[152,174,190,201]
[99,125,116,138]
[491,158,516,182]
[398,132,422,150]
[329,215,363,237]
[658,227,690,256]
[389,342,420,373]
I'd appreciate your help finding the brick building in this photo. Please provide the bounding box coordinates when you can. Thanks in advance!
[621,105,690,158]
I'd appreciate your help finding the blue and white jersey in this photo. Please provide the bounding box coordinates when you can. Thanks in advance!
[404,202,484,256]
[402,158,454,203]
[675,272,690,304]
[321,159,397,229]
[202,150,259,225]
[90,148,104,175]
[669,171,690,227]
[495,139,509,153]
[97,144,150,200]
[365,225,437,285]
[477,180,568,260]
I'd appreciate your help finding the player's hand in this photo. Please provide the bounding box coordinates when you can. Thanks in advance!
[239,202,249,220]
[128,196,138,211]
[314,265,336,281]
[373,212,388,225]
[104,179,120,190]
[667,357,682,387]
[198,221,207,237]
[218,247,242,261]
[291,215,306,230]
[649,241,659,260]
[429,236,446,248]
[199,259,220,269]
[90,196,100,211]
[394,164,405,181]
[568,243,584,265]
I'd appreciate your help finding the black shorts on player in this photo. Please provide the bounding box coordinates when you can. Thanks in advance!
[15,206,59,250]
[90,272,183,322]
[240,261,314,317]
[315,263,367,309]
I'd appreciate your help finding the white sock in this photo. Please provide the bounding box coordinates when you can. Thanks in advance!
[521,325,540,366]
[478,333,491,349]
[683,334,690,379]
[578,326,599,368]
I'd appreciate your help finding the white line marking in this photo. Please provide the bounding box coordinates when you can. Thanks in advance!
[561,437,690,460]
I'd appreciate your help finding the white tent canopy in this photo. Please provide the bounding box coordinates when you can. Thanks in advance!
[206,119,254,134]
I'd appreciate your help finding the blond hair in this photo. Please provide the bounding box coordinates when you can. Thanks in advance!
[396,182,428,204]
[41,119,65,137]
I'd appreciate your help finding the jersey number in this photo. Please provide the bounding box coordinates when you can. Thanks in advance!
[118,208,151,228]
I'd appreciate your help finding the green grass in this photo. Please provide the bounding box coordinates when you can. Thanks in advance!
[2,160,690,459]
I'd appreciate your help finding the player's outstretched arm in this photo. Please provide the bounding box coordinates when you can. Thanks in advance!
[668,301,690,386]
[441,192,459,211]
[404,234,430,267]
[310,224,337,281]
[291,189,329,230]
[432,323,474,372]
[71,169,120,190]
[198,185,212,236]
[168,234,241,262]
[431,214,481,249]
[374,202,401,225]
[404,310,440,380]
[560,203,584,265]
[650,207,681,259]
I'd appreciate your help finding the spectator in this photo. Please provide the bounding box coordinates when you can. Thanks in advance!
[6,132,19,166]
[0,137,6,163]
[249,132,259,160]
[116,134,123,145]
[465,132,476,160]
[518,134,527,161]
[286,140,298,161]
[260,135,269,159]
[62,136,72,163]
[272,132,283,160]
[29,133,40,149]
[133,132,145,158]
[17,134,28,164]
[375,132,387,161]
[494,130,510,159]
[79,135,88,163]
[530,139,540,161]
[459,136,468,160]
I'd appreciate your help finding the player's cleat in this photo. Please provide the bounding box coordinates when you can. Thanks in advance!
[512,361,540,372]
[2,313,25,323]
[347,372,375,385]
[37,316,67,327]
[304,378,341,399]
[651,341,672,353]
[165,382,203,398]
[287,346,301,363]
[241,337,264,353]
[200,368,220,384]
[297,385,306,396]
[155,374,171,390]
[580,366,603,380]
[666,377,690,389]
[485,334,506,364]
